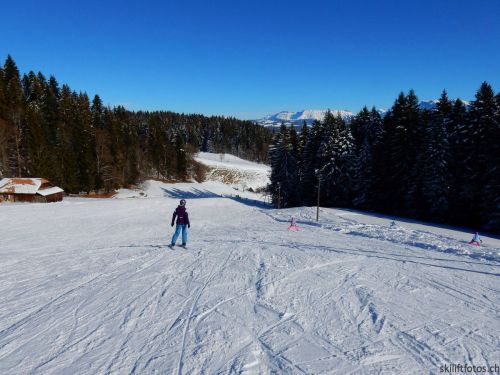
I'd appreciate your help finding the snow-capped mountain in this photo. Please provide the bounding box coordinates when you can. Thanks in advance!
[418,99,471,110]
[257,109,355,127]
[418,99,440,110]
[257,99,470,127]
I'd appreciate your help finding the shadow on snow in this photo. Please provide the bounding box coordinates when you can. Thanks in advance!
[161,187,272,209]
[161,187,220,199]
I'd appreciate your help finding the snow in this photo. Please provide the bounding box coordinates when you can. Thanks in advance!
[37,187,65,196]
[1,178,499,374]
[0,178,43,195]
[295,109,353,121]
[194,152,270,191]
[419,99,471,111]
[256,100,472,126]
[195,152,269,172]
[258,109,355,126]
[0,178,64,196]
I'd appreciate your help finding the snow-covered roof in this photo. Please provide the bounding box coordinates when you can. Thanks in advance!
[37,187,64,196]
[0,178,63,195]
[0,178,42,194]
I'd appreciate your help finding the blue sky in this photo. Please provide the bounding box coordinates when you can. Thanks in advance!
[1,0,499,119]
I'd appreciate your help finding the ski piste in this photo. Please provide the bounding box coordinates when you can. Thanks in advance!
[167,244,187,249]
[1,179,499,374]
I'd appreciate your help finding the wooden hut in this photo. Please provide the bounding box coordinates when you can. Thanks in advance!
[0,178,64,203]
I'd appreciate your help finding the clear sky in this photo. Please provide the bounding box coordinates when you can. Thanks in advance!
[1,0,499,119]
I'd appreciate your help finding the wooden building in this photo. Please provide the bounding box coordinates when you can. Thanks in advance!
[0,178,64,203]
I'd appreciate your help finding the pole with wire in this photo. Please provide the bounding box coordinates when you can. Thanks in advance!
[277,182,281,209]
[315,170,321,221]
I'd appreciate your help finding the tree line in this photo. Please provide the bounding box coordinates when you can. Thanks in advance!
[0,55,271,193]
[269,83,500,233]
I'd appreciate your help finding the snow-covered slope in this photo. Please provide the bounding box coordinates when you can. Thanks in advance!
[194,152,270,191]
[1,181,499,374]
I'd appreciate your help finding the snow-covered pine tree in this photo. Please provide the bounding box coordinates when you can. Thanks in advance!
[299,120,322,206]
[298,121,308,157]
[351,107,370,208]
[446,98,469,224]
[469,82,500,230]
[289,125,300,162]
[269,124,299,207]
[352,107,382,208]
[350,106,371,152]
[317,112,354,207]
[383,91,422,214]
[488,93,500,231]
[419,90,451,221]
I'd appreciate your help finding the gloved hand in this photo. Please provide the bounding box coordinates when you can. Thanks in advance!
[171,222,174,227]
[188,224,191,228]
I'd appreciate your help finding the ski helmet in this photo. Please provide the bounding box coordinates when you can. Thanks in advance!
[180,199,186,206]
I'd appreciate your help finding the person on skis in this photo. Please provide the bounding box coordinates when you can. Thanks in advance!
[170,199,190,248]
[468,232,482,246]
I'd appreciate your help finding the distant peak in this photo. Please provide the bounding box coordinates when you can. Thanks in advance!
[256,100,471,127]
[257,109,355,126]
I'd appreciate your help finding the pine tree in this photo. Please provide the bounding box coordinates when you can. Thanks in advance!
[445,98,469,224]
[298,121,308,161]
[317,113,354,206]
[41,75,61,183]
[419,90,451,221]
[3,55,25,176]
[289,125,300,161]
[0,66,5,119]
[297,122,309,184]
[469,82,500,230]
[299,120,322,205]
[269,124,298,207]
[91,95,109,189]
[352,107,382,208]
[350,106,370,152]
[488,93,500,231]
[175,132,187,181]
[23,71,49,177]
[383,90,422,214]
[76,92,97,192]
[54,85,80,191]
[0,66,8,177]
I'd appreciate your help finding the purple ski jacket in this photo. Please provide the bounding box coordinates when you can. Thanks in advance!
[172,206,190,226]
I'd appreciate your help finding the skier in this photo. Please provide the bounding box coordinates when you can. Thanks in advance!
[169,199,190,248]
[468,232,482,246]
[288,217,300,231]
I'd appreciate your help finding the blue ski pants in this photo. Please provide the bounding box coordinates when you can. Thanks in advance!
[171,224,188,245]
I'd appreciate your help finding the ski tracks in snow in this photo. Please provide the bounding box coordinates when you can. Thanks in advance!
[1,198,499,374]
[176,247,235,375]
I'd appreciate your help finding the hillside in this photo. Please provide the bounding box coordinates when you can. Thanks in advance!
[1,173,499,374]
[194,152,270,191]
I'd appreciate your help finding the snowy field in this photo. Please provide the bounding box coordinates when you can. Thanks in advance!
[194,152,270,191]
[1,178,500,374]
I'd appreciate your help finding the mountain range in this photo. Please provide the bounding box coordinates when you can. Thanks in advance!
[255,100,470,127]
